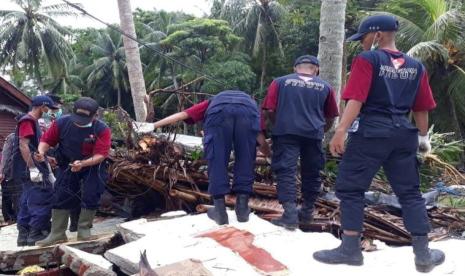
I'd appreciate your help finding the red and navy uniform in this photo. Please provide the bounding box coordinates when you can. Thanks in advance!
[41,115,111,210]
[336,49,436,234]
[12,115,53,231]
[262,73,339,204]
[184,90,259,197]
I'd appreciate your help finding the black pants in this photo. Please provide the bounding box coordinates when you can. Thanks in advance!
[1,179,22,222]
[271,135,324,204]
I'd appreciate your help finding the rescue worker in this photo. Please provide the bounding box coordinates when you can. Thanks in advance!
[152,90,268,225]
[262,55,339,230]
[12,95,59,246]
[39,94,80,232]
[313,15,445,273]
[35,97,111,246]
[1,133,17,223]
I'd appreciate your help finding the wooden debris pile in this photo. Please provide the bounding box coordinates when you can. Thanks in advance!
[107,136,465,245]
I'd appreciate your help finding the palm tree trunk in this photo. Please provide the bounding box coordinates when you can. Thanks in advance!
[317,0,347,103]
[260,46,267,93]
[117,86,122,107]
[117,0,147,121]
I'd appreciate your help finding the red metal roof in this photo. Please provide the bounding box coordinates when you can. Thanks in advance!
[0,76,31,107]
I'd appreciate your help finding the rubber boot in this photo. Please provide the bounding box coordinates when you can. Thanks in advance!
[77,209,96,241]
[27,228,49,246]
[36,209,69,247]
[69,208,80,232]
[235,194,250,222]
[298,202,314,226]
[271,202,298,230]
[207,198,229,225]
[17,224,29,247]
[412,235,445,273]
[313,234,364,266]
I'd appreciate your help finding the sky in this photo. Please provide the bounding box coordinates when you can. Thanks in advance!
[2,0,212,29]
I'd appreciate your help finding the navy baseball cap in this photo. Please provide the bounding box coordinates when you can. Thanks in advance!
[71,97,99,125]
[347,14,399,42]
[294,55,319,67]
[31,95,59,109]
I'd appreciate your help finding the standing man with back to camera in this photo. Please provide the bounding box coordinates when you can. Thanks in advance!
[313,15,445,273]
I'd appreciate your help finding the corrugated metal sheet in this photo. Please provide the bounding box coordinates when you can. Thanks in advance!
[0,112,17,148]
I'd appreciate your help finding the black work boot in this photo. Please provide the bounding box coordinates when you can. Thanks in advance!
[17,224,29,247]
[235,194,250,222]
[298,202,314,226]
[313,234,364,266]
[27,228,49,246]
[412,235,445,273]
[207,197,229,225]
[271,202,298,230]
[69,209,80,232]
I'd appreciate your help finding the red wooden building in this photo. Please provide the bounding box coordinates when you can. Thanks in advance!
[0,76,31,148]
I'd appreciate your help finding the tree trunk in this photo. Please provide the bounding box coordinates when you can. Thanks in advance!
[317,0,347,104]
[117,0,147,121]
[260,46,267,94]
[117,86,122,107]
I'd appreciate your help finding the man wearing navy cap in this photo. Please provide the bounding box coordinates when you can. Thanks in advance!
[12,95,59,246]
[262,55,339,230]
[35,97,112,246]
[313,15,444,273]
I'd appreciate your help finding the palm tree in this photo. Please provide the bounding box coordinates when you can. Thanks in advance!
[216,0,285,92]
[380,0,465,139]
[84,30,129,107]
[0,0,78,90]
[117,0,147,121]
[318,0,347,102]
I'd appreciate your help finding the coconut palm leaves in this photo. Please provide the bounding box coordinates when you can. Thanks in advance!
[0,0,80,89]
[379,0,465,138]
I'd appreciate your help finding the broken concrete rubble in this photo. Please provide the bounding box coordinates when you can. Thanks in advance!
[59,245,115,276]
[0,218,124,272]
[105,210,465,276]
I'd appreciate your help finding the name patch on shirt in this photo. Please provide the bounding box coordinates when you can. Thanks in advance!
[284,78,325,91]
[379,65,418,80]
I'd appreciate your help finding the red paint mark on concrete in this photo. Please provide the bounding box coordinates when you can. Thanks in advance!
[198,227,287,274]
[78,264,90,276]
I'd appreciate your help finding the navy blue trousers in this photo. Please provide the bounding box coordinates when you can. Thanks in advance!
[336,128,431,234]
[203,104,259,197]
[17,180,53,230]
[53,164,107,210]
[272,135,324,204]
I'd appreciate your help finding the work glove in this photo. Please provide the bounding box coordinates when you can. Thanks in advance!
[46,162,56,186]
[132,121,155,134]
[29,167,43,183]
[418,134,431,155]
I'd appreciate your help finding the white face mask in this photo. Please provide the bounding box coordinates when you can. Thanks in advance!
[370,33,380,51]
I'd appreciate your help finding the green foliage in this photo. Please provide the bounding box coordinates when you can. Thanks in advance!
[102,110,128,141]
[0,0,78,89]
[202,55,257,94]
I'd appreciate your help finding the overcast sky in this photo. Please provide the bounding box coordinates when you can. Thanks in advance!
[3,0,212,29]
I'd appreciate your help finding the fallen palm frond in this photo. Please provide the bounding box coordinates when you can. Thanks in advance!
[106,135,465,246]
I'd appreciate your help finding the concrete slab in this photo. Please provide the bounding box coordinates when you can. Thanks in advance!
[60,245,115,276]
[105,210,465,276]
[0,218,124,272]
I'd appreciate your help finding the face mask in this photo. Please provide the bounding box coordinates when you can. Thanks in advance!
[370,34,379,51]
[52,108,63,120]
[43,110,52,120]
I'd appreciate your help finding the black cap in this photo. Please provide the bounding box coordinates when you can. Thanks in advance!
[294,55,319,67]
[31,95,59,110]
[71,97,99,125]
[347,14,399,41]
